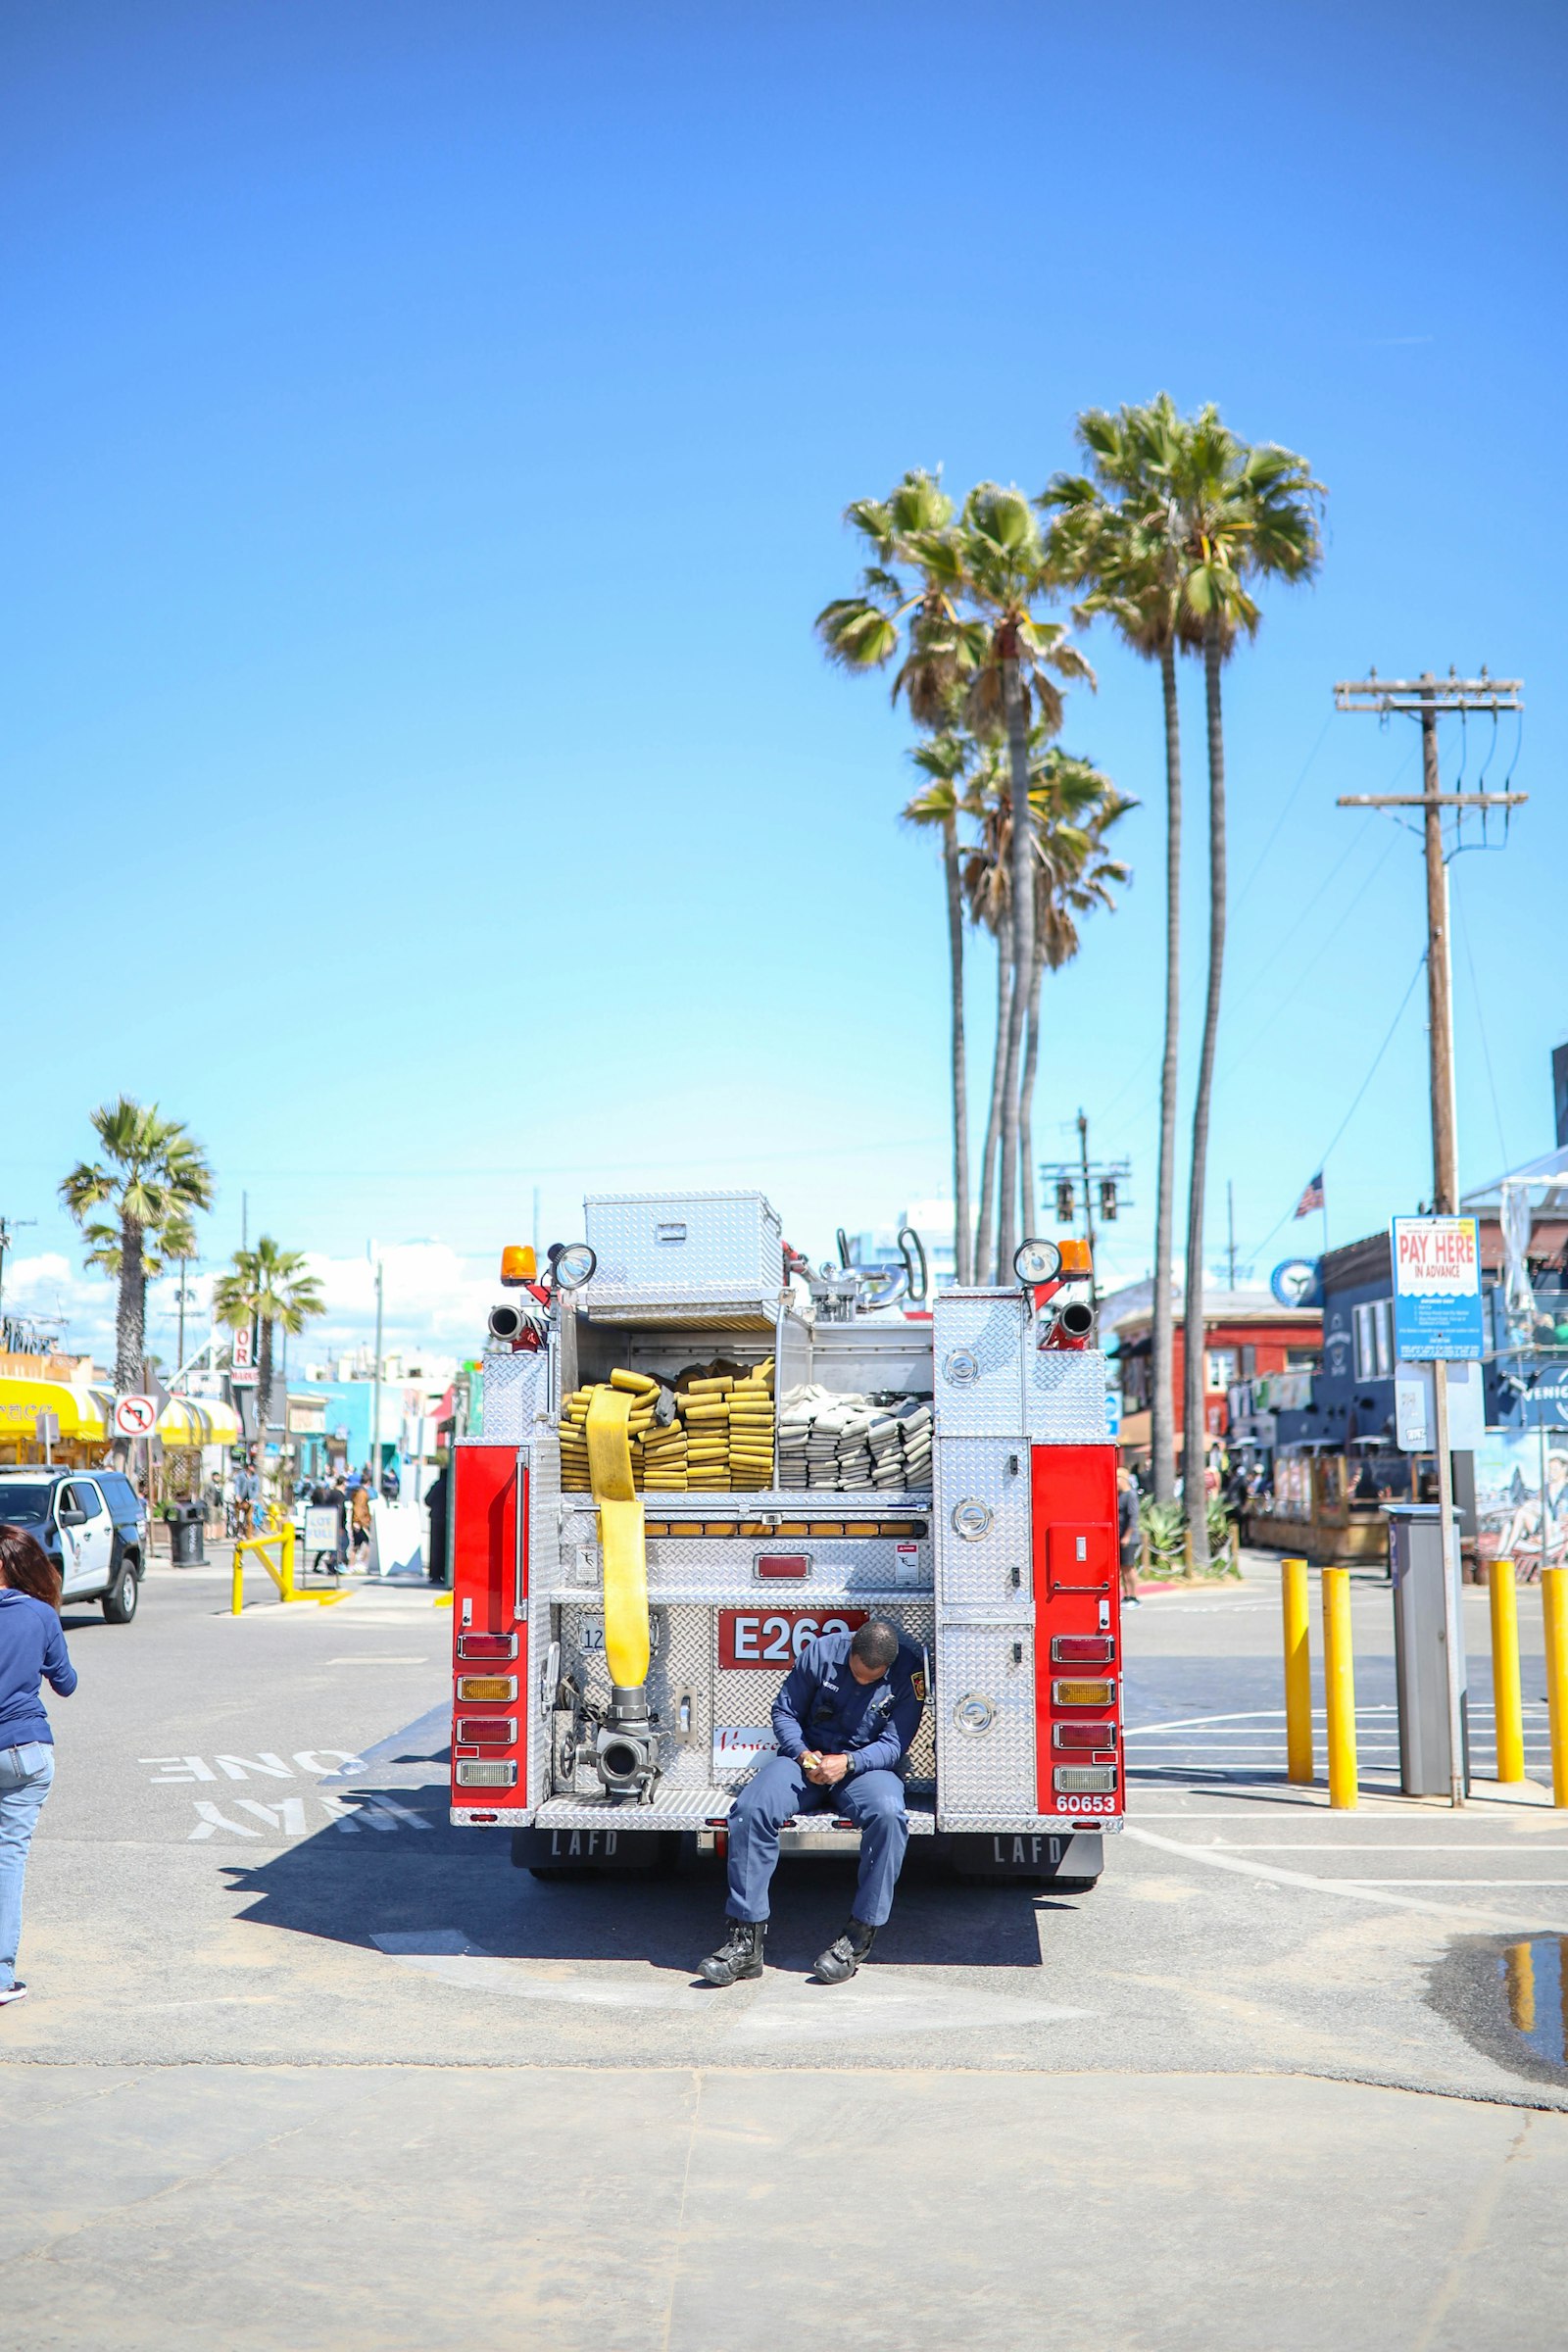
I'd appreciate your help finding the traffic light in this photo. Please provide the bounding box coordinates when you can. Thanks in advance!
[1054,1179,1075,1224]
[1099,1178,1118,1221]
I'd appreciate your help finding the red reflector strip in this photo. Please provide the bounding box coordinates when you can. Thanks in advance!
[455,1715,516,1746]
[1052,1635,1114,1664]
[457,1633,517,1661]
[755,1553,809,1580]
[1053,1720,1117,1750]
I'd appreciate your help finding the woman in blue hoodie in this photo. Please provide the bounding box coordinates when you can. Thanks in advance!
[0,1523,77,2007]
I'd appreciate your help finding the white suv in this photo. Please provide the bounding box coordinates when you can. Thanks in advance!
[0,1467,145,1621]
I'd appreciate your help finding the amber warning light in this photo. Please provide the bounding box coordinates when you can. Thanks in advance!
[500,1245,537,1285]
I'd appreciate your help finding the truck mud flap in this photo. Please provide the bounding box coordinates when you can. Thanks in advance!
[938,1830,1102,1881]
[511,1825,667,1871]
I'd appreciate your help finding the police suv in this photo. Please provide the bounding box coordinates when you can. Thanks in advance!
[0,1467,146,1621]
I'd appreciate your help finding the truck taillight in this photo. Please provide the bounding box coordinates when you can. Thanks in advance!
[1052,1635,1113,1664]
[1053,1721,1116,1750]
[1054,1765,1117,1793]
[457,1675,517,1703]
[457,1633,517,1661]
[455,1716,516,1745]
[455,1760,517,1788]
[1053,1679,1115,1706]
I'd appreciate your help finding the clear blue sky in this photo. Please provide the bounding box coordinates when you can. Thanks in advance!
[4,0,1564,1360]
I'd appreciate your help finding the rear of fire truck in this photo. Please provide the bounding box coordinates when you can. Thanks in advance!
[449,1190,1122,1889]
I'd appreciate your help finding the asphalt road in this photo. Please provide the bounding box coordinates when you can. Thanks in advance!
[5,1550,1567,2349]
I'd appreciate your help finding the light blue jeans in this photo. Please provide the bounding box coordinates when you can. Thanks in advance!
[0,1741,55,1987]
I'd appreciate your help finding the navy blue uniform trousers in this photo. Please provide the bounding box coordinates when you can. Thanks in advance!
[725,1754,909,1928]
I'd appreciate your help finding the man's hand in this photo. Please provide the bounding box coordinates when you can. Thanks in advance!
[815,1753,850,1786]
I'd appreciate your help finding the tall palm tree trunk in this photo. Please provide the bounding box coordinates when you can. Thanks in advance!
[1151,643,1183,1505]
[116,1214,145,1394]
[1018,943,1045,1240]
[974,941,1014,1285]
[1182,625,1228,1562]
[995,657,1036,1275]
[943,813,974,1285]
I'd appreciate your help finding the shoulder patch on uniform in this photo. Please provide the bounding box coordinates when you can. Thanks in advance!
[911,1669,927,1702]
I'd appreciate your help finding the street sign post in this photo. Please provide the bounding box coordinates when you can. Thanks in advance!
[1391,1216,1483,1806]
[34,1408,59,1465]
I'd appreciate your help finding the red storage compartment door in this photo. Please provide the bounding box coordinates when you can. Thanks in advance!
[450,1444,527,1810]
[1030,1444,1121,1819]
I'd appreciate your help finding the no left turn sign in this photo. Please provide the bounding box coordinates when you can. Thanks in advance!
[114,1394,158,1437]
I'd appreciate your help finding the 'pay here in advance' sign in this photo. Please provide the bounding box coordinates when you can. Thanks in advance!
[1391,1216,1485,1361]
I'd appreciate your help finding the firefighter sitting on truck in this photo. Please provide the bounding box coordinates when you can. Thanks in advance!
[700,1619,926,1988]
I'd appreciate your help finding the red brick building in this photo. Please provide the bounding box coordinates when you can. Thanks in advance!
[1105,1286,1322,1457]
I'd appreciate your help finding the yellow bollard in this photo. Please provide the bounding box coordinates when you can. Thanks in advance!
[1543,1567,1568,1808]
[231,1546,245,1616]
[279,1521,296,1603]
[1489,1556,1525,1785]
[1321,1565,1358,1809]
[1281,1557,1313,1784]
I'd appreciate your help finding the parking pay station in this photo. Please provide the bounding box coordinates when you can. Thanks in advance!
[1387,1504,1469,1796]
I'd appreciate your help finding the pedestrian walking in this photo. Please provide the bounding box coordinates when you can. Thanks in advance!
[233,1459,258,1539]
[0,1525,77,2007]
[423,1462,450,1586]
[1117,1465,1142,1608]
[350,1477,372,1562]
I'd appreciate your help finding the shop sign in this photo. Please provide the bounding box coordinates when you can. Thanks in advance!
[1391,1216,1484,1361]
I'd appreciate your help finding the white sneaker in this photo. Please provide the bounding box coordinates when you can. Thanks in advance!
[0,1982,28,2007]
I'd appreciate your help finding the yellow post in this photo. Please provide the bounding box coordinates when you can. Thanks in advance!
[1543,1566,1568,1808]
[231,1546,245,1615]
[1489,1556,1525,1785]
[1282,1557,1313,1784]
[279,1520,296,1603]
[1322,1564,1358,1810]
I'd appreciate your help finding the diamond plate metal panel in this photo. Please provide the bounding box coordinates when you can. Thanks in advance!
[932,1292,1026,1437]
[934,1438,1031,1615]
[525,1437,561,1808]
[481,1349,551,1442]
[551,1535,933,1600]
[1025,1348,1111,1443]
[531,1792,939,1835]
[933,1620,1037,1823]
[583,1191,784,1317]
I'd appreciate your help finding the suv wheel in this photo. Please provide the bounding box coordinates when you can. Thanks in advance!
[102,1560,139,1624]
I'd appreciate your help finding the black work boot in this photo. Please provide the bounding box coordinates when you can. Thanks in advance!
[814,1919,876,1984]
[699,1919,765,1986]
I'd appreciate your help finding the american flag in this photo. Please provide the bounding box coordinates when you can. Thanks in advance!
[1295,1170,1325,1217]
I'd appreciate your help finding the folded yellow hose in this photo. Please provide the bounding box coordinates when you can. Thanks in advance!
[586,1386,650,1689]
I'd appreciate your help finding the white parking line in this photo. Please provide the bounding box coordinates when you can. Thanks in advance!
[1123,1824,1568,1931]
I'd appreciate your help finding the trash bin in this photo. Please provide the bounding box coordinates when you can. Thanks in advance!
[170,1501,206,1566]
[1388,1502,1468,1796]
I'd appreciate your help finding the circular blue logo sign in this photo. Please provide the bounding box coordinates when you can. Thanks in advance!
[1271,1258,1321,1309]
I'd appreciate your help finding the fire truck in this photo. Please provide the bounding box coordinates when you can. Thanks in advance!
[449,1189,1122,1891]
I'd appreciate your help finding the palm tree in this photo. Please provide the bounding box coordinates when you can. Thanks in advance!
[903,731,977,1284]
[962,733,1132,1270]
[61,1099,214,1391]
[1045,398,1201,1502]
[952,486,1094,1273]
[213,1239,325,1478]
[1045,401,1321,1547]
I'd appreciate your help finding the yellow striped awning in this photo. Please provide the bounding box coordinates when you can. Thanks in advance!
[156,1397,241,1446]
[0,1378,109,1444]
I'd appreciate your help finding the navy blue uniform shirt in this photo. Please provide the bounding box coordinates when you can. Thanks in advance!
[770,1629,926,1778]
[0,1587,77,1747]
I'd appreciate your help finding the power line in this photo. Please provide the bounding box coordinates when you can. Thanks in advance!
[1244,953,1427,1265]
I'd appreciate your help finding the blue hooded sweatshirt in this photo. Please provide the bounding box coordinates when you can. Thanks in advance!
[0,1587,77,1747]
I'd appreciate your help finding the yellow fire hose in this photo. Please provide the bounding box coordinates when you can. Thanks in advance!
[586,1382,651,1690]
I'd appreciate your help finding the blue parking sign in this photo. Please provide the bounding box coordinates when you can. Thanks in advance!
[1391,1216,1485,1361]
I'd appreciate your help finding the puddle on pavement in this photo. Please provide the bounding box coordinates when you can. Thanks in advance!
[1429,1933,1568,2089]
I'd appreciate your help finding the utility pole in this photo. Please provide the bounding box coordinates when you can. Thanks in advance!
[1335,670,1524,1213]
[1226,1180,1237,1291]
[370,1252,385,1487]
[1039,1115,1133,1315]
[0,1215,38,1341]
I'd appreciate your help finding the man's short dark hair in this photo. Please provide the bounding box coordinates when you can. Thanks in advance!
[851,1619,900,1672]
